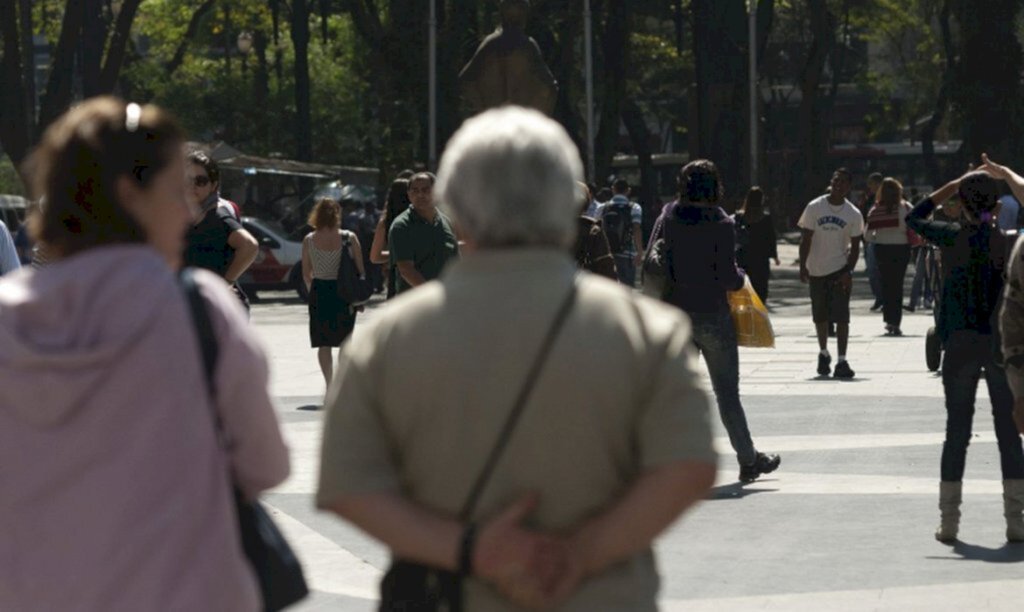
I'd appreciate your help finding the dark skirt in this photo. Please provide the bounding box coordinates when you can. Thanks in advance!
[309,279,356,348]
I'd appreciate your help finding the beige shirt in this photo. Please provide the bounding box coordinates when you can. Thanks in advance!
[317,249,715,611]
[1002,237,1024,398]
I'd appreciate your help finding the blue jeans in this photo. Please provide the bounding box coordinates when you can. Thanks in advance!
[688,310,757,466]
[614,254,637,287]
[940,330,1024,482]
[864,242,882,302]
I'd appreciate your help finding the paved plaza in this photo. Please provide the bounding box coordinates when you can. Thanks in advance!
[251,243,1024,610]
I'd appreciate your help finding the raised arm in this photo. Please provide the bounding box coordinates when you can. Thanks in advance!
[906,195,960,247]
[370,217,390,265]
[982,153,1024,207]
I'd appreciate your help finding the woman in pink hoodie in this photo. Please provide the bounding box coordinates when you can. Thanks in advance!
[0,98,290,610]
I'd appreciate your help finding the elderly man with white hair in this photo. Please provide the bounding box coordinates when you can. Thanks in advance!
[317,106,717,611]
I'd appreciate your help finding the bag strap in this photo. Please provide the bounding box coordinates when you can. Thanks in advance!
[458,278,578,520]
[180,268,223,430]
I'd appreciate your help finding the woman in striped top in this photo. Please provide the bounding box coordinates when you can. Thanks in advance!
[865,177,914,336]
[301,197,365,391]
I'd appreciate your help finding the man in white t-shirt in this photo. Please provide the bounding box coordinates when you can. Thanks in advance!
[798,168,865,379]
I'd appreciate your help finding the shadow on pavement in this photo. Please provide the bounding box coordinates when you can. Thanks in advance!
[296,404,322,411]
[926,541,1024,563]
[708,481,779,501]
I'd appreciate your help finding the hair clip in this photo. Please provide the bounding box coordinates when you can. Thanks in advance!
[125,103,142,133]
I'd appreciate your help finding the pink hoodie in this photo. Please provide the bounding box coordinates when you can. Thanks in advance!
[0,246,289,611]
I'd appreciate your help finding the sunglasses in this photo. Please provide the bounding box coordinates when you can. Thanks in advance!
[191,175,211,187]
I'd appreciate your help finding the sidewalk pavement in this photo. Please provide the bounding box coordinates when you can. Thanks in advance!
[250,243,1024,611]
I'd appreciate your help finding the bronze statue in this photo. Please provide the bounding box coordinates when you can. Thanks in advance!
[459,0,558,116]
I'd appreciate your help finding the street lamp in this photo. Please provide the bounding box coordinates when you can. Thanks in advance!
[237,32,253,75]
[237,31,254,54]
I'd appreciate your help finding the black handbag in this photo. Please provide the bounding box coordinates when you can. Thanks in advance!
[641,203,678,300]
[181,269,309,611]
[641,236,668,299]
[337,231,373,305]
[379,279,579,612]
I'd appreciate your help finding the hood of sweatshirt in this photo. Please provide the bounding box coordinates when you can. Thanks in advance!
[0,246,178,428]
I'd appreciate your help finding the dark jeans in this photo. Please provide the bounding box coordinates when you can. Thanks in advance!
[744,256,771,304]
[614,254,637,287]
[874,243,911,328]
[940,330,1024,482]
[688,309,757,466]
[865,242,882,302]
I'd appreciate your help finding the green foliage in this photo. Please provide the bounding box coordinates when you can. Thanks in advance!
[0,156,26,196]
[628,31,693,145]
[851,0,946,140]
[122,1,369,164]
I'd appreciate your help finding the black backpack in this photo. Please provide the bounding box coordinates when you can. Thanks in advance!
[602,201,633,254]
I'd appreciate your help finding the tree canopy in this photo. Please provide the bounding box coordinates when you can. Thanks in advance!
[2,0,1023,222]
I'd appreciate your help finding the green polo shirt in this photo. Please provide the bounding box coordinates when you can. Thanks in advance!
[388,206,460,294]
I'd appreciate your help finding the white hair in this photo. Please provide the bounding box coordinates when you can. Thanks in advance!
[436,106,583,249]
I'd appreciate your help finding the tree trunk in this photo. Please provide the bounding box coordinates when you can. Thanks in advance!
[18,0,35,131]
[98,0,142,93]
[166,0,218,77]
[793,0,834,208]
[922,0,953,188]
[594,0,628,185]
[291,0,313,161]
[38,0,87,131]
[0,0,31,181]
[80,0,105,98]
[951,0,1024,168]
[622,98,658,240]
[690,0,747,192]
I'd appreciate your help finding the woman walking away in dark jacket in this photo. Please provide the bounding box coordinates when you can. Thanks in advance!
[733,187,779,303]
[906,162,1024,544]
[651,160,781,484]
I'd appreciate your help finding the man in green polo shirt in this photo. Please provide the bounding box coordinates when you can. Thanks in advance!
[389,172,460,294]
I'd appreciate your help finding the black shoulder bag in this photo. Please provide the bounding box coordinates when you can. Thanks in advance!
[337,230,373,305]
[379,279,578,612]
[180,269,309,611]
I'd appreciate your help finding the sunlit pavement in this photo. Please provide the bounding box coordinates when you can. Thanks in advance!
[252,243,1024,611]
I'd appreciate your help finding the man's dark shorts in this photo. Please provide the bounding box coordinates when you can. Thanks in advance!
[809,269,851,324]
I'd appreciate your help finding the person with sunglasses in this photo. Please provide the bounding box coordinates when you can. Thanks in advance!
[184,150,259,313]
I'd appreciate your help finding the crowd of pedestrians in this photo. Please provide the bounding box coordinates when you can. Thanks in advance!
[6,95,1024,611]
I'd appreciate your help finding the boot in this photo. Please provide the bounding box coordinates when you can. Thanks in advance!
[935,481,962,542]
[1003,480,1024,542]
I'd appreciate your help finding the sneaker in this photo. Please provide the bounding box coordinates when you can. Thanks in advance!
[903,304,915,312]
[833,360,855,379]
[739,452,782,483]
[817,352,832,376]
[870,300,884,312]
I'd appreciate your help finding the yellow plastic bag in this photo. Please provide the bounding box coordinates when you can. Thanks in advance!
[727,277,775,348]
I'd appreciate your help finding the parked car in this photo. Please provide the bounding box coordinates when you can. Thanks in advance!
[0,195,28,231]
[238,216,307,301]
